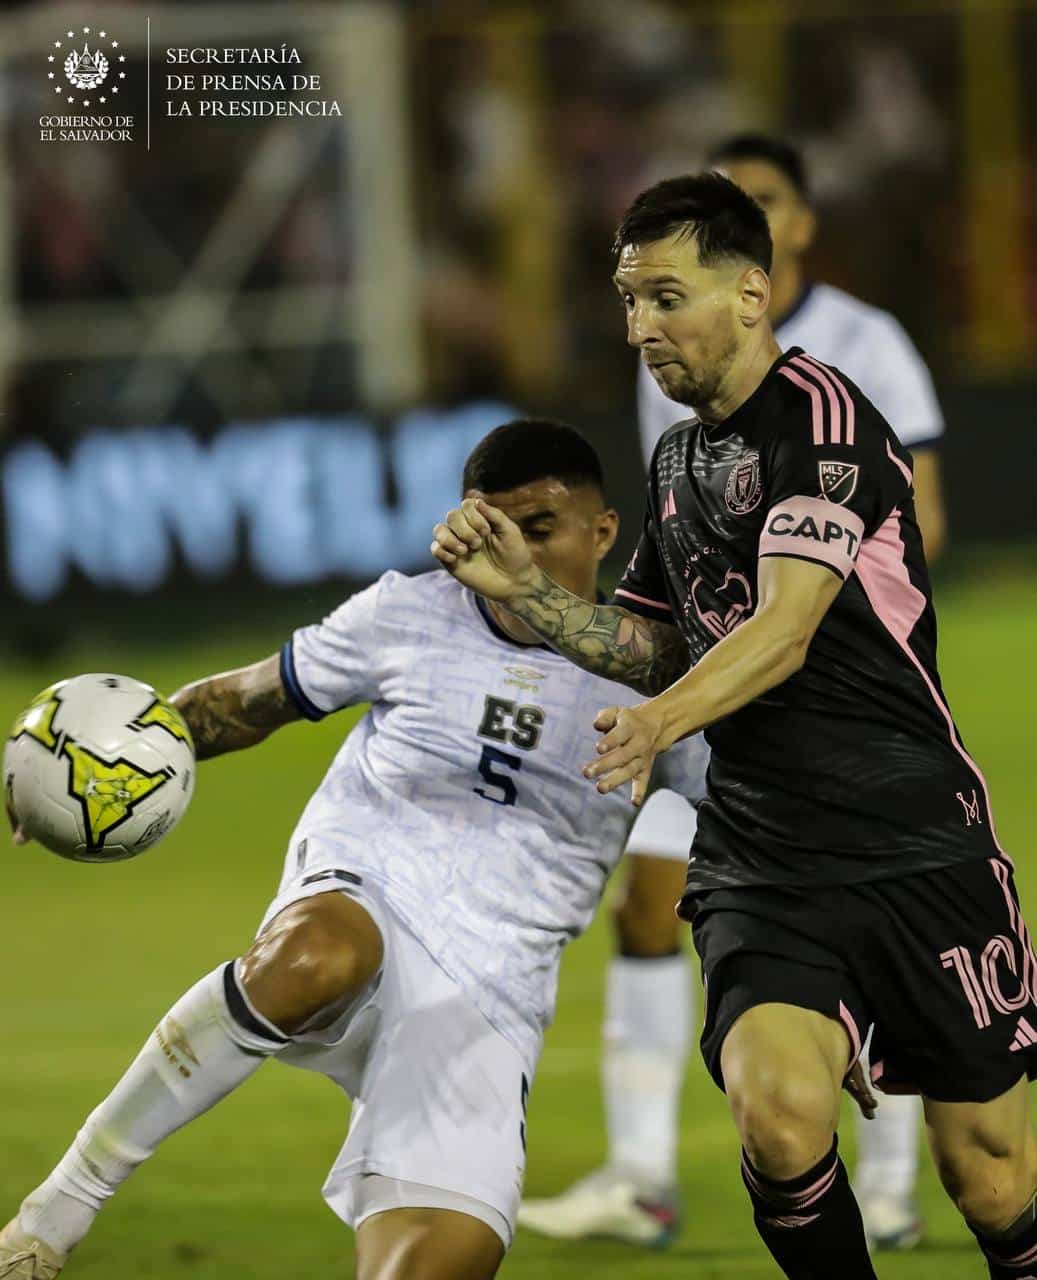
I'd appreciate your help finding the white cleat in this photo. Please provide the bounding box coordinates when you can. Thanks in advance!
[0,1221,66,1279]
[858,1194,923,1251]
[518,1166,680,1248]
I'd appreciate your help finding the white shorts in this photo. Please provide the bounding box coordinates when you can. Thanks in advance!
[257,867,530,1250]
[623,788,698,862]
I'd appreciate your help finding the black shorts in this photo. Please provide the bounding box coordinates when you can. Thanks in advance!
[689,857,1037,1103]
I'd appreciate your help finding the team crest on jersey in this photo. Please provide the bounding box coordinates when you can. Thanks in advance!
[724,451,762,515]
[818,461,859,505]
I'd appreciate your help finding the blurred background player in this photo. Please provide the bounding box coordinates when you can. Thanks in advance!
[520,133,946,1253]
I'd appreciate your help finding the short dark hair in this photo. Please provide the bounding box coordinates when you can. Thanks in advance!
[707,133,809,199]
[462,419,604,498]
[614,172,773,273]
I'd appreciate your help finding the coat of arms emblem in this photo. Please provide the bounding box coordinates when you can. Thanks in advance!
[65,42,109,91]
[47,27,125,108]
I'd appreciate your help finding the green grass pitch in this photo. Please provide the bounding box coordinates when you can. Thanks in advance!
[1,569,1033,1278]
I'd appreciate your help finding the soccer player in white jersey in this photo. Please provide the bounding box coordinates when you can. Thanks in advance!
[520,134,946,1253]
[0,420,708,1280]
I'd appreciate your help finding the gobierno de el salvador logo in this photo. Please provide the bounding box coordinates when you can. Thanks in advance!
[47,25,126,108]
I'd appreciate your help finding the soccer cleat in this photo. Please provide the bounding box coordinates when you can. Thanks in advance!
[517,1166,680,1248]
[0,1221,66,1279]
[858,1194,923,1251]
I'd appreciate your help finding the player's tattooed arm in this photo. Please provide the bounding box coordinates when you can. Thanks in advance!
[431,498,688,695]
[170,655,301,760]
[510,582,689,696]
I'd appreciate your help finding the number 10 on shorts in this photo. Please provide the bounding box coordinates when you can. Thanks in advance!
[941,937,1034,1029]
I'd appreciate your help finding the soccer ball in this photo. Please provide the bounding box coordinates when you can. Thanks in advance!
[4,673,195,863]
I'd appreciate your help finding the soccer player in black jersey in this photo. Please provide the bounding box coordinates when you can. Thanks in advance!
[433,173,1037,1279]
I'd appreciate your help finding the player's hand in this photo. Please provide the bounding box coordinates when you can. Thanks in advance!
[843,1060,878,1120]
[584,702,665,807]
[431,497,536,601]
[5,797,29,845]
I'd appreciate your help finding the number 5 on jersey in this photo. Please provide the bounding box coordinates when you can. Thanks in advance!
[473,695,545,807]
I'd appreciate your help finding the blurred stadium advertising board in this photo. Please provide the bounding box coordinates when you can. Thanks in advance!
[1,402,514,602]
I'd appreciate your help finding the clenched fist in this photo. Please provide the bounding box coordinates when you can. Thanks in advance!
[432,497,538,602]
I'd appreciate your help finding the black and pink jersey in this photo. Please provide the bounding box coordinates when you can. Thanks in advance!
[615,347,1001,892]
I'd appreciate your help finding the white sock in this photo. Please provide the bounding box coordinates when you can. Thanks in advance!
[602,952,691,1193]
[19,963,285,1256]
[854,1049,921,1201]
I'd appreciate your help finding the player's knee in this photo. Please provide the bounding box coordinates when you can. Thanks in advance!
[240,894,383,1034]
[358,1209,503,1280]
[725,1059,834,1180]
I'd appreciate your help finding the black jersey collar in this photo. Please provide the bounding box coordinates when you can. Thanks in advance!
[700,347,801,435]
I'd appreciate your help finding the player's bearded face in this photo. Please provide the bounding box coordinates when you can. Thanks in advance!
[654,309,739,407]
[614,235,743,410]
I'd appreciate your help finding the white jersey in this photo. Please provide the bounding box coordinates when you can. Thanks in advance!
[281,569,708,1058]
[638,282,945,465]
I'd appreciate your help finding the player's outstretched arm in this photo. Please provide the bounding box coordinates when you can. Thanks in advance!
[585,557,843,801]
[170,655,302,760]
[432,498,689,697]
[3,657,299,843]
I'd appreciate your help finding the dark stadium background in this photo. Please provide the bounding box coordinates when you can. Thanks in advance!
[2,4,1035,1277]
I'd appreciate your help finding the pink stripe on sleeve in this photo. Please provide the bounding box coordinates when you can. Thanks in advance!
[800,353,855,446]
[778,366,825,445]
[759,496,865,580]
[791,355,842,445]
[886,438,913,487]
[614,587,672,614]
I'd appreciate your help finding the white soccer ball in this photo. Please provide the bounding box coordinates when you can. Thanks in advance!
[4,673,195,863]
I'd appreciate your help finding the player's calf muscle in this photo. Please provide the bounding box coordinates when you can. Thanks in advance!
[938,1148,1036,1232]
[240,893,383,1034]
[927,1081,1037,1231]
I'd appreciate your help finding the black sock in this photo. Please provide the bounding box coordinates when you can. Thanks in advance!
[741,1139,876,1280]
[971,1192,1037,1278]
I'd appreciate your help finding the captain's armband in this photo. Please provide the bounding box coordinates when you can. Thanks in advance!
[758,496,866,581]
